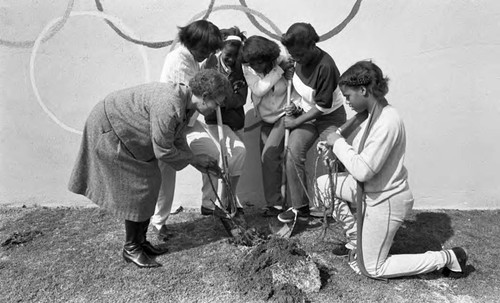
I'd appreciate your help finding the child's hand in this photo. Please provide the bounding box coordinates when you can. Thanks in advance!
[326,131,342,146]
[284,115,300,130]
[232,80,246,93]
[278,58,293,70]
[283,66,294,80]
[279,59,295,80]
[285,103,301,116]
[191,155,220,176]
[317,141,336,166]
[316,140,331,154]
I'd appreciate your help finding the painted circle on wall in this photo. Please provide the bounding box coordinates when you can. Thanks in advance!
[30,11,150,135]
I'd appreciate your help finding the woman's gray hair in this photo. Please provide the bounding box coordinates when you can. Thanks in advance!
[189,69,232,100]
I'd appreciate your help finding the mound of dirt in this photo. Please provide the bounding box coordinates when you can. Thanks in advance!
[235,237,321,302]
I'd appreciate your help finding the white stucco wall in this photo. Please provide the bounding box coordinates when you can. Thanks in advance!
[1,0,499,209]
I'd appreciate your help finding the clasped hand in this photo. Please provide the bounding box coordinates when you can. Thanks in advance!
[316,140,336,167]
[232,80,246,93]
[284,103,300,116]
[278,59,295,80]
[191,154,222,177]
[284,103,302,129]
[284,115,299,129]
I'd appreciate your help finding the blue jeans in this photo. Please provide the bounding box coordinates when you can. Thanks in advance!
[286,106,346,209]
[260,117,285,206]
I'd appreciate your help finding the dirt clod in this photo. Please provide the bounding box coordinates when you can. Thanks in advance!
[235,237,321,302]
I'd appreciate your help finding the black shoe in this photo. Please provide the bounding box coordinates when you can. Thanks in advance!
[443,247,468,276]
[155,225,173,242]
[201,205,229,217]
[262,206,282,217]
[277,206,310,223]
[331,243,349,256]
[123,244,162,268]
[142,241,169,256]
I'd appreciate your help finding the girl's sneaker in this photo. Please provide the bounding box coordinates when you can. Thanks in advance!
[277,206,310,223]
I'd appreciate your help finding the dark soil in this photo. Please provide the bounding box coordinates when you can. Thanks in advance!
[205,210,323,302]
[235,237,308,302]
[1,206,498,302]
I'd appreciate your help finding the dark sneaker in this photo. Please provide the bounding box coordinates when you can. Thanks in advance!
[452,247,468,273]
[277,206,309,223]
[262,206,282,217]
[443,247,468,276]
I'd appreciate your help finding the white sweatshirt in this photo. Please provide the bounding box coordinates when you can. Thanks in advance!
[333,105,410,205]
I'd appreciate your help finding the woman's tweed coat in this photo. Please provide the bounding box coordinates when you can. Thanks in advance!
[68,82,195,221]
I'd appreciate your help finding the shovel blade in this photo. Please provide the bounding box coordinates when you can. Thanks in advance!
[220,217,241,237]
[269,220,296,238]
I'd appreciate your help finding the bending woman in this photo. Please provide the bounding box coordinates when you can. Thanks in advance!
[68,69,231,268]
[316,61,467,278]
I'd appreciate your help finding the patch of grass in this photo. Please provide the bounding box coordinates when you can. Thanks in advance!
[0,206,499,302]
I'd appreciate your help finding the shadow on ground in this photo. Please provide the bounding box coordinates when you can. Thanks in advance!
[0,206,497,302]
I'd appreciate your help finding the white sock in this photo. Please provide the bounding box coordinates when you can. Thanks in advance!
[346,242,356,250]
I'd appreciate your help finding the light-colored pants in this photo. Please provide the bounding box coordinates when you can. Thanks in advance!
[151,120,246,227]
[316,172,358,249]
[150,161,176,230]
[316,173,450,278]
[186,120,246,209]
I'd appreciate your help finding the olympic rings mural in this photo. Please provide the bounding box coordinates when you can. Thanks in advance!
[0,0,363,135]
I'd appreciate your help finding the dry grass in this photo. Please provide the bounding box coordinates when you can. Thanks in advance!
[0,205,499,303]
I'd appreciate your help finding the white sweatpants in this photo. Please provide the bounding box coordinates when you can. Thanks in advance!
[316,173,452,278]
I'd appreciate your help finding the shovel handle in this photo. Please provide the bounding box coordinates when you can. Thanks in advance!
[281,80,292,206]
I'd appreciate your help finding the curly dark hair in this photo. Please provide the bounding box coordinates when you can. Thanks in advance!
[178,20,223,53]
[339,60,390,98]
[241,35,280,64]
[281,22,319,49]
[189,69,232,100]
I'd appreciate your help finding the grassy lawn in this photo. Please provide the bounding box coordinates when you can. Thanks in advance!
[0,205,499,303]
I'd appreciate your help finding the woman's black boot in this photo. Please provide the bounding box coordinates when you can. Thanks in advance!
[123,220,161,268]
[140,219,169,256]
